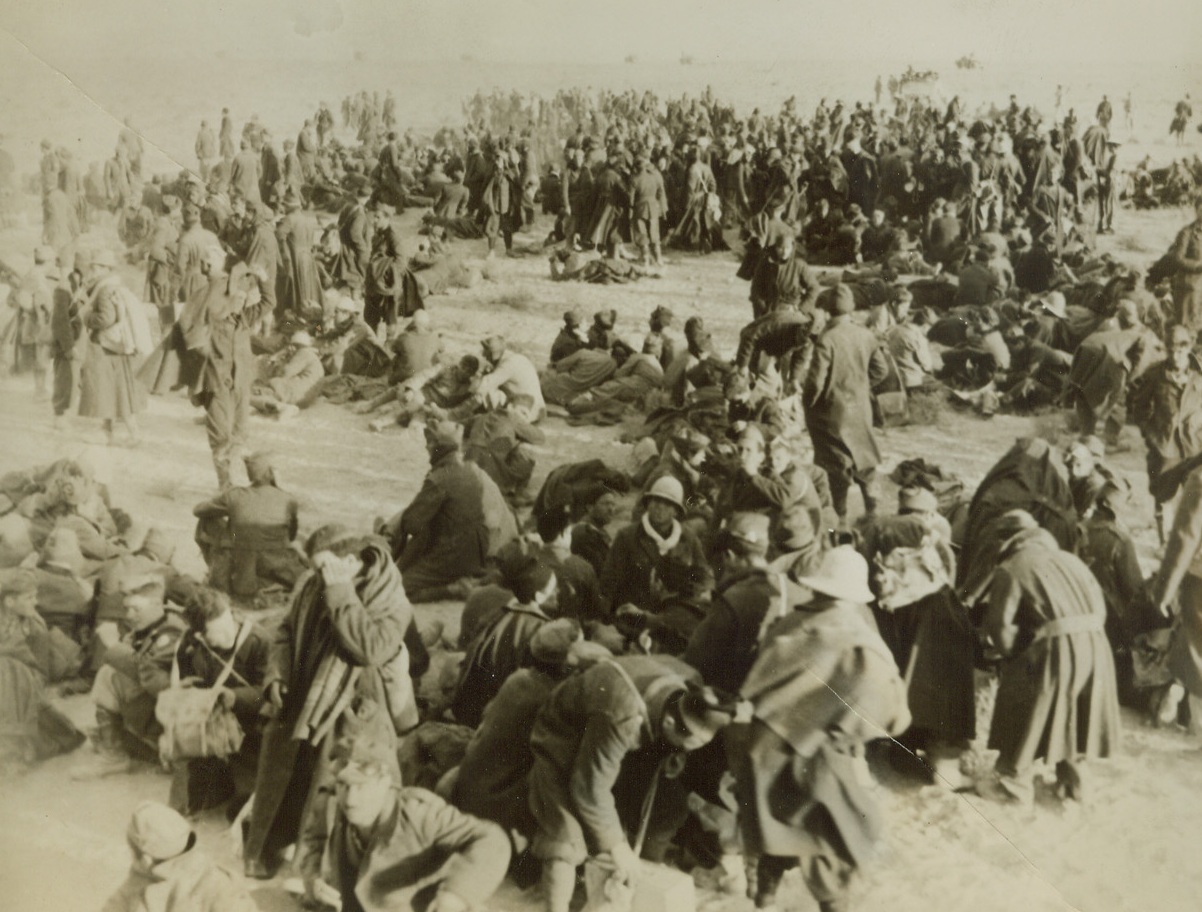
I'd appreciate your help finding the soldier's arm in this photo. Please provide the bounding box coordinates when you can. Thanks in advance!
[570,710,643,853]
[405,790,512,908]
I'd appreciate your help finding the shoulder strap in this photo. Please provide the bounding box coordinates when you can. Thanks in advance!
[211,621,253,692]
[598,657,649,722]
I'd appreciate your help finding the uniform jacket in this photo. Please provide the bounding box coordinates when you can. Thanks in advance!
[301,787,510,912]
[529,654,699,853]
[803,315,889,474]
[394,454,490,593]
[600,519,712,612]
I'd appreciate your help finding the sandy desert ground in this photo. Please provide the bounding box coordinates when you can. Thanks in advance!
[1,50,1201,912]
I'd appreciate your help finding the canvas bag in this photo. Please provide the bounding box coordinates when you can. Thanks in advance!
[156,622,251,762]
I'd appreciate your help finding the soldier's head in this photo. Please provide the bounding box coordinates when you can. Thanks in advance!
[127,802,194,875]
[334,736,396,829]
[121,574,167,631]
[1167,324,1194,370]
[0,570,38,620]
[659,684,734,752]
[189,587,238,650]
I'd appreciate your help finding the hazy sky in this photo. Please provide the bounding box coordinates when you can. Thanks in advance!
[2,0,1200,66]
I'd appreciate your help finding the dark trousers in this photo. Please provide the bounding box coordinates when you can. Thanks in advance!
[52,355,78,416]
[204,380,250,488]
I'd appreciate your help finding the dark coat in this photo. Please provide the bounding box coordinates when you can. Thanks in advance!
[245,539,409,869]
[193,483,301,598]
[1153,465,1202,696]
[452,602,550,728]
[393,454,489,596]
[803,315,889,476]
[684,568,779,694]
[984,528,1121,775]
[731,602,907,866]
[453,667,557,839]
[335,200,370,290]
[600,519,712,612]
[527,655,698,859]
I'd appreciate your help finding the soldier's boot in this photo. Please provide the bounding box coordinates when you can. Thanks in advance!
[71,708,134,780]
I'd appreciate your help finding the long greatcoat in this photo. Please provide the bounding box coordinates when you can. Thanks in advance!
[730,601,908,869]
[244,538,409,871]
[984,528,1121,777]
[1153,465,1202,697]
[392,453,490,597]
[276,210,324,318]
[803,314,889,478]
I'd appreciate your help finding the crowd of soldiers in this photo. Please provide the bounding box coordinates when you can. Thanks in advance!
[3,77,1202,912]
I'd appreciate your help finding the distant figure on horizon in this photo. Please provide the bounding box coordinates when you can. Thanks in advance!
[1123,92,1134,134]
[1171,95,1192,146]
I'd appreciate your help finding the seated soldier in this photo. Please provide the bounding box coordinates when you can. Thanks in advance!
[452,551,559,728]
[0,571,86,767]
[319,294,385,376]
[102,801,258,912]
[73,573,187,778]
[299,734,510,912]
[613,552,711,656]
[171,588,269,817]
[387,309,443,386]
[361,354,481,432]
[463,394,546,504]
[476,335,546,420]
[193,452,303,599]
[250,330,325,419]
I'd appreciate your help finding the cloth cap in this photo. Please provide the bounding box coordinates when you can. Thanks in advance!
[482,335,506,359]
[1076,435,1106,459]
[795,546,874,603]
[1,569,38,598]
[40,527,85,575]
[529,618,583,665]
[650,305,675,328]
[898,486,938,514]
[674,685,734,741]
[336,735,397,784]
[424,419,463,461]
[642,475,685,511]
[727,512,770,556]
[290,330,313,347]
[831,284,855,315]
[73,249,95,272]
[500,551,555,603]
[563,308,584,327]
[305,522,360,557]
[281,187,303,210]
[737,424,766,449]
[128,802,192,860]
[335,295,361,314]
[773,505,816,553]
[34,245,56,264]
[120,573,167,597]
[244,451,276,483]
[1096,479,1131,515]
[594,309,617,329]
